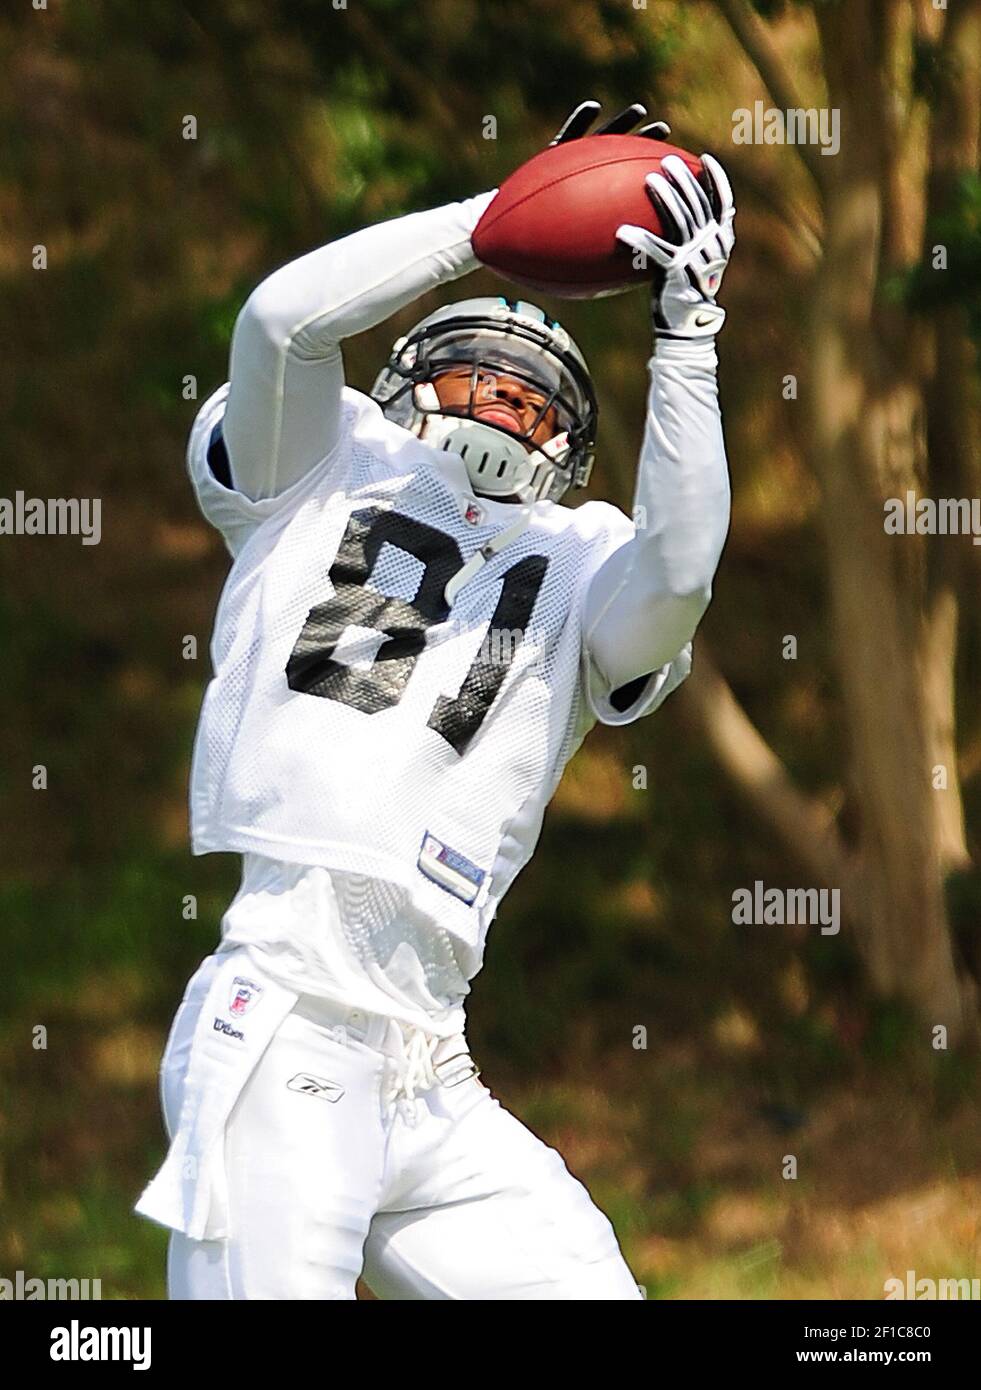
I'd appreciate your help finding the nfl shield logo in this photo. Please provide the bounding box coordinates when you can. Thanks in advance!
[464,501,483,525]
[229,977,262,1016]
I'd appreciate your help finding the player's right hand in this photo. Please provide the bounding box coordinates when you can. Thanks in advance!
[547,99,671,146]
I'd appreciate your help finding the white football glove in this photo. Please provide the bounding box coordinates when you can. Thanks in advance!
[616,153,735,340]
[547,98,673,146]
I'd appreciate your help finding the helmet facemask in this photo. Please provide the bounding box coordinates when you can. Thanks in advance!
[372,310,597,504]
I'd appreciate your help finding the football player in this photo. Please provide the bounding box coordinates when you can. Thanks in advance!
[136,102,734,1300]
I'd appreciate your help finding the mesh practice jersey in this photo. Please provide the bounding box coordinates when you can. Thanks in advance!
[188,381,689,954]
[214,854,474,1038]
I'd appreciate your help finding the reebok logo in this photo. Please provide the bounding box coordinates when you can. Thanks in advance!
[287,1073,345,1102]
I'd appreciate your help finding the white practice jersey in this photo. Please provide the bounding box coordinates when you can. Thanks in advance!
[188,380,689,963]
[181,191,729,1031]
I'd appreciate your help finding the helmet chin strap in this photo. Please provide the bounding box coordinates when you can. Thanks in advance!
[413,392,572,605]
[418,413,538,603]
[443,503,535,606]
[419,414,537,500]
[411,405,550,600]
[414,382,571,505]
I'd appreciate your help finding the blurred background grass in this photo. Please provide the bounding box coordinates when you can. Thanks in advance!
[0,0,978,1298]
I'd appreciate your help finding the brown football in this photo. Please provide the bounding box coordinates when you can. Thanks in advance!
[472,134,703,299]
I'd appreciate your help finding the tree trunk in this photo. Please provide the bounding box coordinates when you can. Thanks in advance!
[807,1,969,1036]
[922,0,981,876]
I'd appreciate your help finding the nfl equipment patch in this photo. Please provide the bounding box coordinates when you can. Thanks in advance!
[229,977,263,1016]
[417,831,486,905]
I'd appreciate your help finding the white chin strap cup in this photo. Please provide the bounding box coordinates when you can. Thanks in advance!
[418,411,570,505]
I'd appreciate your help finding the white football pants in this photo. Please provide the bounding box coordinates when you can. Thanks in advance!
[160,953,643,1300]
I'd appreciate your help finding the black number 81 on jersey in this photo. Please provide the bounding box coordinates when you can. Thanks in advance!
[286,507,547,756]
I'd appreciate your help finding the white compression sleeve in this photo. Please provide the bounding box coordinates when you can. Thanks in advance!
[222,190,497,500]
[582,337,731,692]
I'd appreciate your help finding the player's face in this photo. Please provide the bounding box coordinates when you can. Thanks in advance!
[431,366,559,449]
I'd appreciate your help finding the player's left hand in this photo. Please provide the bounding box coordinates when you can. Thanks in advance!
[616,153,736,340]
